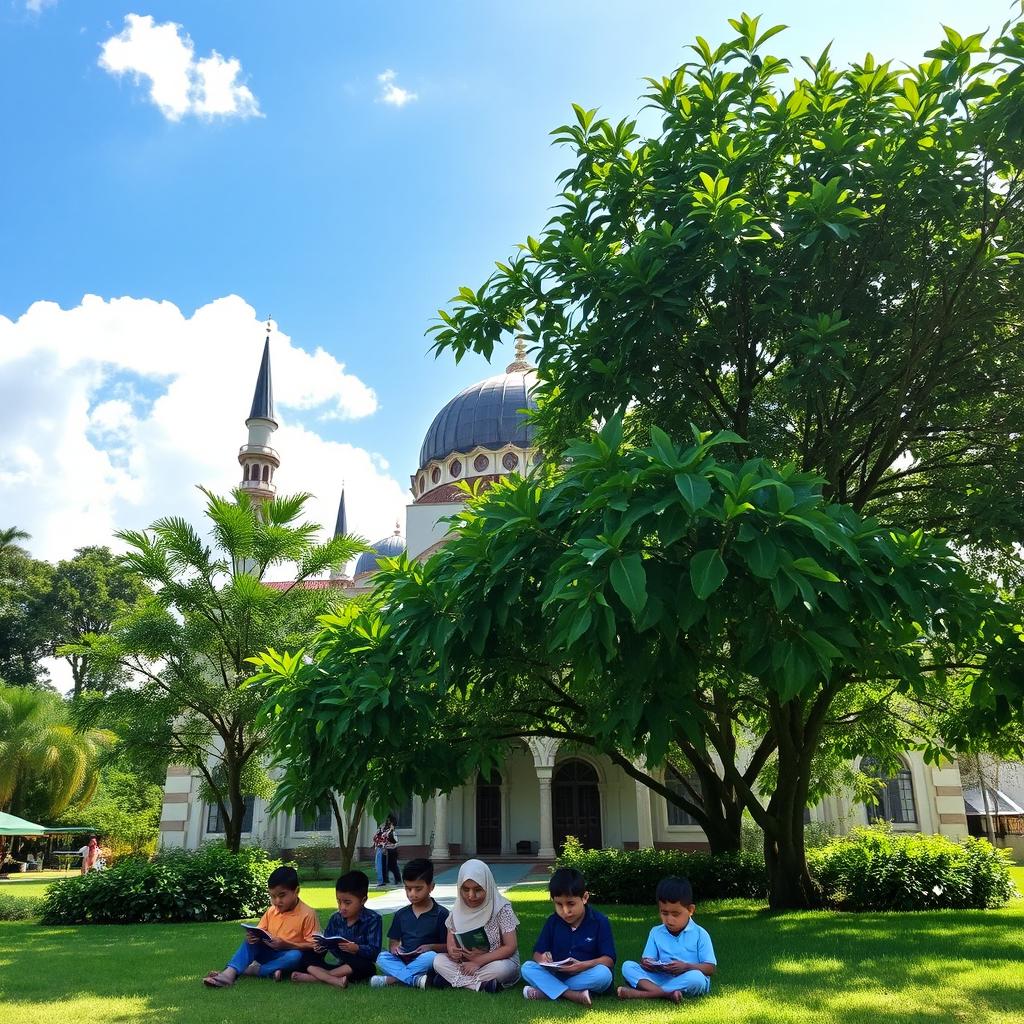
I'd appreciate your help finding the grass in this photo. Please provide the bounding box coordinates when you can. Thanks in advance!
[1,868,1022,1024]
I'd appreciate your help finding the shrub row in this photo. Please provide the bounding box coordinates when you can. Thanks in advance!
[809,828,1018,911]
[0,892,41,921]
[557,828,1018,912]
[556,836,768,903]
[40,843,273,925]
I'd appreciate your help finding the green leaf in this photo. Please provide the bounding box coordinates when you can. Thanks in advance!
[790,557,841,582]
[690,549,727,600]
[610,553,648,616]
[675,473,712,512]
[739,534,779,578]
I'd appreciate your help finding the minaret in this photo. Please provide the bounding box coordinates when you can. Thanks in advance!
[329,486,349,581]
[238,319,280,503]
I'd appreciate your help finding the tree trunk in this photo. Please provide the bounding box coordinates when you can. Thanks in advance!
[332,792,367,872]
[763,819,818,910]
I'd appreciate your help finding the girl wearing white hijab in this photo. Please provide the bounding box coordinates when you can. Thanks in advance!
[431,859,520,992]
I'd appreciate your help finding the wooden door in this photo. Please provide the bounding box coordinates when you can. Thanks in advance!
[553,760,602,851]
[475,771,502,855]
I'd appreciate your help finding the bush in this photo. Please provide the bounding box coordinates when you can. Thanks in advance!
[0,892,41,921]
[291,837,335,880]
[40,843,275,925]
[555,836,767,903]
[807,826,1019,911]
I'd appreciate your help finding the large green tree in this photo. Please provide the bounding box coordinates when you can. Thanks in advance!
[71,489,365,853]
[430,14,1024,566]
[41,546,150,698]
[256,422,1022,908]
[0,543,53,689]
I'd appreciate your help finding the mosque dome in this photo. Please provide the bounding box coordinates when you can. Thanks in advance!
[354,525,406,577]
[418,357,538,471]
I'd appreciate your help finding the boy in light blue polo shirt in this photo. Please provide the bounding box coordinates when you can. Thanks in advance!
[618,876,716,1002]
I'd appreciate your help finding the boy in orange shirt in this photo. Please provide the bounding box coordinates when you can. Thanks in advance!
[203,865,319,987]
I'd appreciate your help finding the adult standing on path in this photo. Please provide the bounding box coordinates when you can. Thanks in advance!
[78,836,98,875]
[382,814,401,885]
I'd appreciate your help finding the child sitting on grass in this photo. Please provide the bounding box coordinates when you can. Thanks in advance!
[373,857,449,989]
[618,876,716,1003]
[431,859,520,993]
[521,867,615,1007]
[292,870,382,988]
[203,865,318,987]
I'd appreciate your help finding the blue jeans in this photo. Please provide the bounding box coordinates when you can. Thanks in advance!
[374,848,384,884]
[521,960,614,998]
[376,950,438,985]
[620,960,710,996]
[226,940,303,979]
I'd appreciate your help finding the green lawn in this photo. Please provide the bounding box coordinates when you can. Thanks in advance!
[2,869,1022,1024]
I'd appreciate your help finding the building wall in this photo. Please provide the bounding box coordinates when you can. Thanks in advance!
[160,747,968,856]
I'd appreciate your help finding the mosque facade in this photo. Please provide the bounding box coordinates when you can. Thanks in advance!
[158,338,972,861]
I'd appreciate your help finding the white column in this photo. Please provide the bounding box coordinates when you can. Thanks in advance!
[430,792,449,860]
[537,766,556,859]
[636,779,654,849]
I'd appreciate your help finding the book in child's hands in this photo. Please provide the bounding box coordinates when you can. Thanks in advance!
[240,924,273,942]
[313,933,346,948]
[539,958,577,969]
[454,927,490,951]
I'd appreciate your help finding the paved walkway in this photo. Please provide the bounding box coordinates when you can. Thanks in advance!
[365,861,538,915]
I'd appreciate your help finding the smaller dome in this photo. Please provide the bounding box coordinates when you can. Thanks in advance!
[354,524,405,577]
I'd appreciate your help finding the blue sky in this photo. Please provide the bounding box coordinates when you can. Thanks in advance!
[0,0,1017,562]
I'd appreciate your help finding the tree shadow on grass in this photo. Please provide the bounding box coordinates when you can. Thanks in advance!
[2,898,1023,1024]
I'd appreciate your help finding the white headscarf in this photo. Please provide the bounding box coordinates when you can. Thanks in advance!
[451,859,511,932]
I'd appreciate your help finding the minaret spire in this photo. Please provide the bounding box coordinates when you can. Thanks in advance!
[330,485,349,581]
[238,316,280,502]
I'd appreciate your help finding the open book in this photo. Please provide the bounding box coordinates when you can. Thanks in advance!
[539,958,578,969]
[313,933,347,948]
[240,924,273,942]
[454,927,490,951]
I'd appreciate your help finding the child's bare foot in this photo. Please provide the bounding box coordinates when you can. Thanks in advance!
[618,986,659,999]
[291,972,318,983]
[563,989,592,1007]
[669,990,682,1004]
[323,974,349,989]
[202,972,234,988]
[242,962,260,977]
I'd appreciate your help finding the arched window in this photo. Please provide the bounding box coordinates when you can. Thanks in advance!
[206,795,254,834]
[243,464,250,481]
[862,756,918,825]
[391,796,414,830]
[665,766,700,826]
[294,808,333,832]
[262,465,270,482]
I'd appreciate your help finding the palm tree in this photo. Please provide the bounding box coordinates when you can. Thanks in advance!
[67,488,367,852]
[0,685,111,862]
[0,527,31,558]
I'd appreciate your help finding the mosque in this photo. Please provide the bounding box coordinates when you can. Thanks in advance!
[158,336,974,861]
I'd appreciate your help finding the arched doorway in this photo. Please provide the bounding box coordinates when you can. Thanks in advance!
[475,770,502,855]
[553,759,602,851]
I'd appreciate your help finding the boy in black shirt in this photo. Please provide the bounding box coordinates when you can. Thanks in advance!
[372,858,450,989]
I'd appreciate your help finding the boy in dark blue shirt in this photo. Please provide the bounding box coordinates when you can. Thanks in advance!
[292,870,382,988]
[521,867,615,1007]
[373,858,450,988]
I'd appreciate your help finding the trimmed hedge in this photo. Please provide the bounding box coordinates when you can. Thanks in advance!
[808,827,1018,911]
[40,843,274,925]
[555,837,767,903]
[0,892,41,921]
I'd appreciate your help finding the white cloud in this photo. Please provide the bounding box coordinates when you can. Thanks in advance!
[99,14,260,121]
[377,69,417,108]
[0,295,408,564]
[25,0,57,12]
